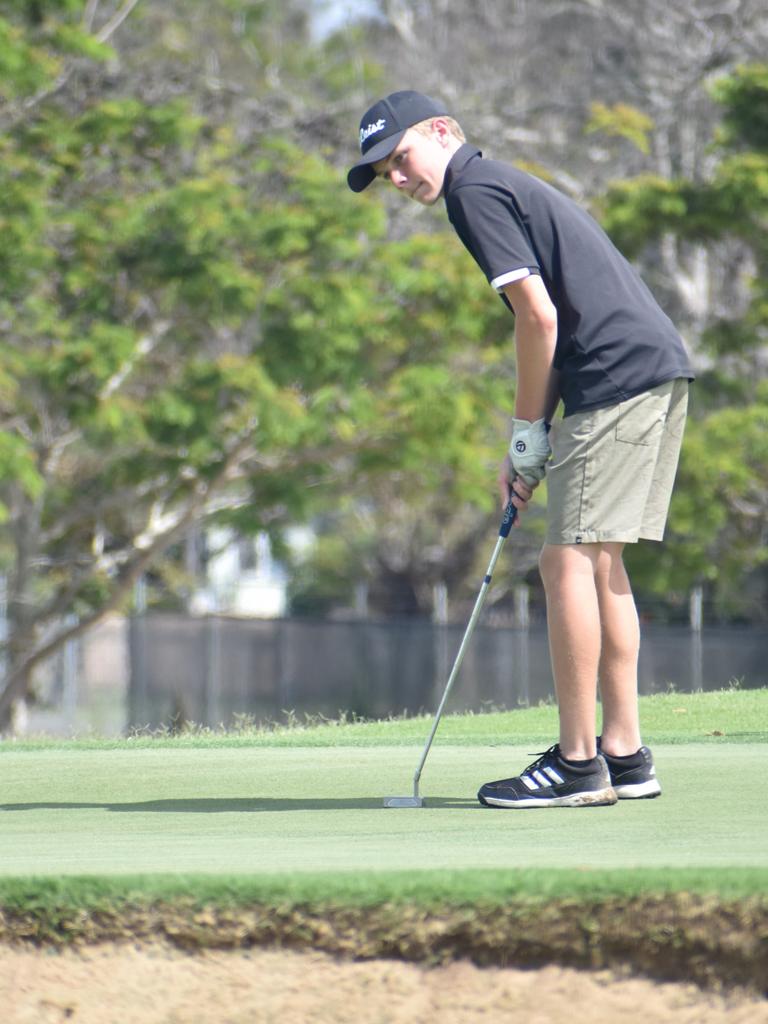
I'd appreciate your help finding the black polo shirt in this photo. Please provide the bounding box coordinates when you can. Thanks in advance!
[443,145,693,416]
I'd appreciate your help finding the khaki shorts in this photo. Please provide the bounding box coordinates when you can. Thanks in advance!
[545,379,688,545]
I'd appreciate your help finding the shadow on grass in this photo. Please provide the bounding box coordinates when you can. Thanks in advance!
[0,797,478,812]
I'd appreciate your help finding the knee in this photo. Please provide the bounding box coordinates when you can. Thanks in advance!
[538,543,595,593]
[538,544,565,592]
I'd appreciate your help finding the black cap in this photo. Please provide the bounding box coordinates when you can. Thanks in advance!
[347,90,448,193]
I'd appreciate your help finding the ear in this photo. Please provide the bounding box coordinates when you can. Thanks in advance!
[430,117,452,146]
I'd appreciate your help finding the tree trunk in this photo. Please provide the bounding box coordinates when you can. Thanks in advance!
[0,482,47,732]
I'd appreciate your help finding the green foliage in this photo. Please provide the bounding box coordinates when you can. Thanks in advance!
[599,175,691,255]
[600,65,768,611]
[0,433,44,521]
[586,101,654,154]
[0,16,58,96]
[287,533,359,616]
[50,21,113,61]
[601,65,768,254]
[0,0,525,707]
[0,2,112,102]
[711,64,768,152]
[628,391,768,609]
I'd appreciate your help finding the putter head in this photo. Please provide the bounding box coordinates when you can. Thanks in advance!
[383,795,424,808]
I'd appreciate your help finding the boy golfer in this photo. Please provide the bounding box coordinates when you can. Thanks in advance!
[347,91,693,807]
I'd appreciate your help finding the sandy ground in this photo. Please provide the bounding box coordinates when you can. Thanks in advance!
[1,945,767,1024]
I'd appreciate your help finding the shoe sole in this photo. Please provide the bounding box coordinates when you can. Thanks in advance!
[479,786,618,808]
[613,780,662,799]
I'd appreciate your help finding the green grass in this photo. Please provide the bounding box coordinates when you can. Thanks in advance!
[1,745,765,880]
[1,690,765,988]
[2,685,765,751]
[1,864,767,914]
[0,690,766,906]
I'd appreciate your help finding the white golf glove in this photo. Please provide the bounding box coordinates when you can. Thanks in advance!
[509,418,551,485]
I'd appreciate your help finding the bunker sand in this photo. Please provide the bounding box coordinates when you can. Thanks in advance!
[2,945,768,1024]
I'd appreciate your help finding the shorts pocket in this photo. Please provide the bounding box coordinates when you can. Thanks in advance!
[615,393,666,446]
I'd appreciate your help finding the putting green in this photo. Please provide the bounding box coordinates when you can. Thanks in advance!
[1,743,765,877]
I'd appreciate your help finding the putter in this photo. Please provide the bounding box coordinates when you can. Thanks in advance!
[383,498,518,807]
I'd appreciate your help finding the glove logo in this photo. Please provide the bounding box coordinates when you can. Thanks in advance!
[514,440,527,454]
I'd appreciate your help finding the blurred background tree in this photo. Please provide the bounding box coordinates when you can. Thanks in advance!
[600,63,768,621]
[0,0,515,724]
[0,0,766,726]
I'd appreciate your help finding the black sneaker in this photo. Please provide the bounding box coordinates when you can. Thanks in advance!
[599,743,661,799]
[478,745,617,808]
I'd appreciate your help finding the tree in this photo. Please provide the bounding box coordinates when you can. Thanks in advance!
[0,2,526,728]
[336,1,768,184]
[324,4,768,622]
[5,3,766,740]
[599,64,768,618]
[0,1,141,128]
[330,1,768,345]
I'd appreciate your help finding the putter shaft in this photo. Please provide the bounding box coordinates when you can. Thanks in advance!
[410,500,517,802]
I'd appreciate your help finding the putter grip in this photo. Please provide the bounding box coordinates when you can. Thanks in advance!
[499,499,517,538]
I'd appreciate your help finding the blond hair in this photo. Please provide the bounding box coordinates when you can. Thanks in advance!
[411,115,466,143]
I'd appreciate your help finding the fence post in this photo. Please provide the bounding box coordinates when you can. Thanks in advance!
[62,613,79,725]
[514,584,531,705]
[127,614,147,731]
[689,586,703,632]
[432,582,449,704]
[276,619,293,712]
[432,583,448,625]
[0,574,6,679]
[689,585,703,692]
[127,577,149,731]
[203,615,221,727]
[353,582,369,619]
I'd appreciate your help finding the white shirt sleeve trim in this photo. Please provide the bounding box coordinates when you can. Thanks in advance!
[491,268,532,292]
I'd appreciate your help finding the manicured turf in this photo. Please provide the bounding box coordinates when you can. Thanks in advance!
[0,691,766,898]
[1,691,765,991]
[4,686,766,750]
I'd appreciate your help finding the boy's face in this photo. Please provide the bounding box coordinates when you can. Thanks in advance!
[372,122,454,206]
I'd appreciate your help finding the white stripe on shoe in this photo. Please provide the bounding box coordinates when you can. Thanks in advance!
[523,765,566,790]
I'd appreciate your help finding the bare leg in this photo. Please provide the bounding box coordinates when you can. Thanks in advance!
[594,543,642,756]
[538,543,602,761]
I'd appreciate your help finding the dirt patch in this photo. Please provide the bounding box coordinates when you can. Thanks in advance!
[2,944,768,1024]
[2,894,766,994]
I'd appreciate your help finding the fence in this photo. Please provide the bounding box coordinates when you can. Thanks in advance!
[127,614,768,731]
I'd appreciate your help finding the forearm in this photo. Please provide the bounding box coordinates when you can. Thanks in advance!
[513,312,558,421]
[541,366,561,423]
